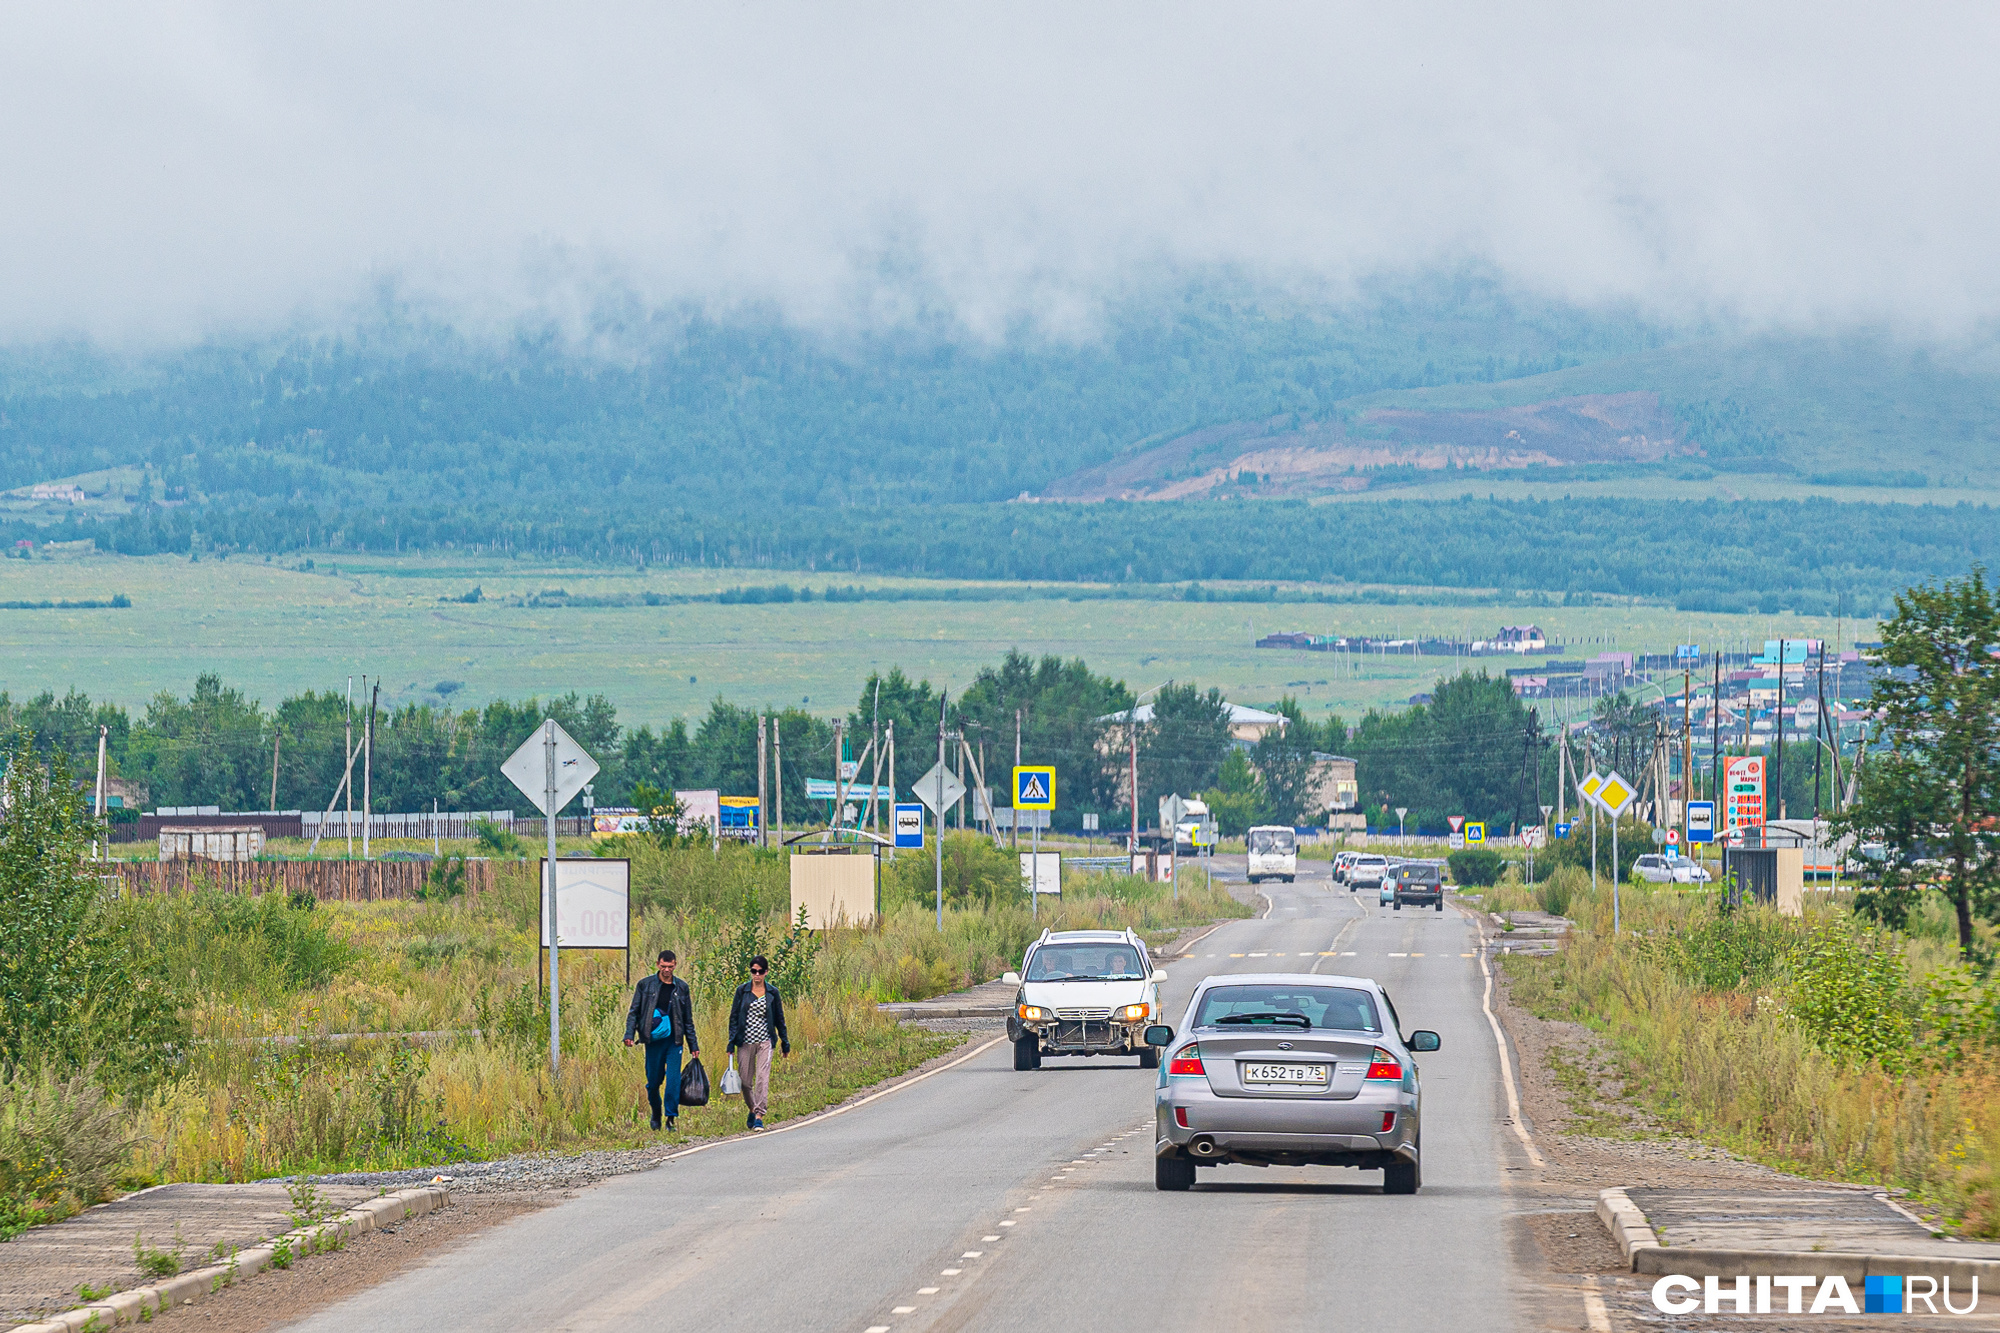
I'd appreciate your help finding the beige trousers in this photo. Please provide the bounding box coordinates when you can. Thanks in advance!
[737,1041,773,1119]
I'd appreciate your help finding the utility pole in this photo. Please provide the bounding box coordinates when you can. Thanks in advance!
[544,719,561,1078]
[886,721,895,831]
[1129,707,1140,861]
[1682,664,1692,832]
[363,680,378,859]
[345,677,354,857]
[871,681,882,835]
[832,719,846,831]
[954,725,965,830]
[1012,709,1022,852]
[774,718,784,846]
[936,692,947,932]
[270,729,282,812]
[93,725,107,864]
[1813,644,1826,820]
[1773,639,1786,822]
[757,713,769,847]
[433,797,440,858]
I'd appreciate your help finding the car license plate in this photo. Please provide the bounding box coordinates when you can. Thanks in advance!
[1240,1062,1329,1086]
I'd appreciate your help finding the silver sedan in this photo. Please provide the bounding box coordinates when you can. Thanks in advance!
[1147,973,1439,1194]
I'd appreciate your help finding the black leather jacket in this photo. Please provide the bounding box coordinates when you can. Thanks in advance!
[625,974,699,1050]
[727,981,790,1055]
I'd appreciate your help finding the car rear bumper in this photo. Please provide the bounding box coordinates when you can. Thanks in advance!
[1156,1084,1418,1165]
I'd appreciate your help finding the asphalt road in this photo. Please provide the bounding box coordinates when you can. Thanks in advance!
[282,858,1529,1332]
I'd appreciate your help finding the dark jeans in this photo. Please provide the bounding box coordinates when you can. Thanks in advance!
[645,1041,684,1121]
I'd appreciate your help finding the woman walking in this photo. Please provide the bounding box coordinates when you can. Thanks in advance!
[727,955,790,1130]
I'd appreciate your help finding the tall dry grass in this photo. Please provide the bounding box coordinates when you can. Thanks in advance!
[100,839,1244,1187]
[1508,879,2000,1233]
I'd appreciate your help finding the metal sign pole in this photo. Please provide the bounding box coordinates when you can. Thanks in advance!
[1611,815,1620,935]
[545,720,561,1078]
[1031,812,1039,920]
[936,692,946,932]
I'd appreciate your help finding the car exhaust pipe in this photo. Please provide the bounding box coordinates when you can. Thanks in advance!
[1189,1136,1219,1158]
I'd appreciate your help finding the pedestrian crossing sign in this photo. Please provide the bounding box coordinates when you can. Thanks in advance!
[1013,766,1056,811]
[1465,822,1485,844]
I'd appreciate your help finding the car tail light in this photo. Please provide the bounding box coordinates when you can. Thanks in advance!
[1175,1107,1190,1128]
[1366,1047,1402,1080]
[1169,1044,1205,1076]
[1380,1111,1396,1132]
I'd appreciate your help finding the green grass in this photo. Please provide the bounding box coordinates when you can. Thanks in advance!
[0,551,1872,726]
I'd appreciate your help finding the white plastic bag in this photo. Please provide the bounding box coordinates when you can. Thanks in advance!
[721,1061,743,1097]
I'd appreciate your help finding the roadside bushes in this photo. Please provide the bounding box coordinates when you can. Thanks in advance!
[0,735,184,1089]
[0,1069,131,1238]
[128,888,356,1005]
[1447,848,1504,886]
[1509,882,2000,1231]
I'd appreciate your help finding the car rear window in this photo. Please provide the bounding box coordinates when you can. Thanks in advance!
[1395,865,1441,882]
[1026,943,1145,981]
[1193,984,1381,1032]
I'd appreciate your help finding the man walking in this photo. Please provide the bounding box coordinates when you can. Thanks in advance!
[625,949,699,1131]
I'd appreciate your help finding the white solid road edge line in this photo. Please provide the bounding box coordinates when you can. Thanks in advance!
[658,1035,1009,1165]
[1477,937,1546,1169]
[11,1185,451,1333]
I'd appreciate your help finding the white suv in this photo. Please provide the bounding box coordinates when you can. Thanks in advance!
[1003,929,1166,1071]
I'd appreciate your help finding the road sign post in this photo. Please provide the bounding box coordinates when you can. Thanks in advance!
[1395,807,1408,847]
[1593,770,1636,934]
[502,719,600,1078]
[1013,766,1056,919]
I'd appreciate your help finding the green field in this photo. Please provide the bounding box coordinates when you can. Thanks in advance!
[0,551,1871,725]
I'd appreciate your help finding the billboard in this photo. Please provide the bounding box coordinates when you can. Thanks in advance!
[539,858,630,950]
[1724,757,1764,832]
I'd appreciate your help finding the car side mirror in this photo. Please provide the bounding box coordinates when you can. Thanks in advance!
[1001,972,1020,986]
[1407,1030,1441,1053]
[1143,1024,1174,1047]
[1151,970,1168,983]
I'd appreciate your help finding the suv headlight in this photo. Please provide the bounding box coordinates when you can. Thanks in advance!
[1018,1005,1048,1022]
[1117,1003,1149,1023]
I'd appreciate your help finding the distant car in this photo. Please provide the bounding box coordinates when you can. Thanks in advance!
[1148,973,1439,1193]
[1347,854,1389,892]
[1634,853,1692,884]
[1391,862,1445,912]
[1332,850,1355,885]
[1379,881,1395,907]
[1246,825,1298,884]
[1664,853,1712,884]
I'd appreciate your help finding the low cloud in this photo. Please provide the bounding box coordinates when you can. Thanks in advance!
[4,2,1998,345]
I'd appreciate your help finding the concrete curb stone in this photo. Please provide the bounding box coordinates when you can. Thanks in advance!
[1597,1186,2000,1287]
[7,1185,449,1332]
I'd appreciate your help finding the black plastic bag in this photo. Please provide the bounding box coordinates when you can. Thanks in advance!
[679,1055,710,1107]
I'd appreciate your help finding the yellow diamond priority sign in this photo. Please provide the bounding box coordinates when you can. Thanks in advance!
[1596,770,1636,816]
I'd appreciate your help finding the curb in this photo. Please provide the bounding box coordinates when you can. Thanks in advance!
[1596,1186,2000,1285]
[877,1003,1013,1020]
[12,1185,450,1332]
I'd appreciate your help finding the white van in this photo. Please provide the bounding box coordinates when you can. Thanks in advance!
[1246,825,1298,884]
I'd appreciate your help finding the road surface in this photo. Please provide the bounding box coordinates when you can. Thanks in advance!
[283,858,1535,1332]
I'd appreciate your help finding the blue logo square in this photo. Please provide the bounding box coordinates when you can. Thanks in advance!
[1864,1275,1903,1314]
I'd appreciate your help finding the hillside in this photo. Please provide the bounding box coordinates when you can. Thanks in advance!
[1037,336,2000,501]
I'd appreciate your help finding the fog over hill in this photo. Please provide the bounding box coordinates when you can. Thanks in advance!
[2,7,1996,606]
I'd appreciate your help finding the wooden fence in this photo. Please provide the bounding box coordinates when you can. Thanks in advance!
[103,857,501,902]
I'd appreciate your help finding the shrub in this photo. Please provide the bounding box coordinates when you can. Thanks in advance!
[130,889,355,1004]
[473,820,524,858]
[0,1069,132,1239]
[1447,849,1504,887]
[0,736,184,1087]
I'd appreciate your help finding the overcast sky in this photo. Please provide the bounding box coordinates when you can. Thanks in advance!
[5,3,1998,346]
